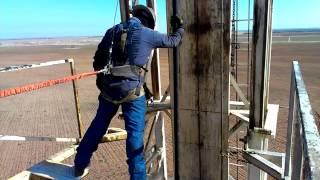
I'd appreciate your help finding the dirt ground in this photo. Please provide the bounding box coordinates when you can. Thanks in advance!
[0,42,319,179]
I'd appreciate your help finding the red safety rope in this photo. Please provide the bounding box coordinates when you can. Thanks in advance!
[0,71,99,98]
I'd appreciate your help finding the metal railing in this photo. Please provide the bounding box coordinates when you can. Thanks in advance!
[284,61,320,179]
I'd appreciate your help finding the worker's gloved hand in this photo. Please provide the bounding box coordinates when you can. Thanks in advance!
[170,15,184,30]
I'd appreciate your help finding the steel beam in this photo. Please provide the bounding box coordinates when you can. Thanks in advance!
[248,0,274,179]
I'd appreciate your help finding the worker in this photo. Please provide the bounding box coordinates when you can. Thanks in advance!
[74,4,184,179]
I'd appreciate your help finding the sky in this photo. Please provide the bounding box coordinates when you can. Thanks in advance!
[0,0,319,39]
[236,0,320,30]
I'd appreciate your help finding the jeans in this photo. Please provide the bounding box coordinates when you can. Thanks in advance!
[74,95,146,180]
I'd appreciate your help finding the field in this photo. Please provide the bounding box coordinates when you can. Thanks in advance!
[0,34,319,179]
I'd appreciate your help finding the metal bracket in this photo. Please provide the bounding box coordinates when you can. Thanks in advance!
[230,74,250,108]
[243,149,286,180]
[229,109,249,137]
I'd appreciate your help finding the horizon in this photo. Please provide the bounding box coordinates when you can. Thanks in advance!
[1,0,320,39]
[2,27,320,41]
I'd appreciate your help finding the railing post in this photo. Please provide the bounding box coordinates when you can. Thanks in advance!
[285,61,320,179]
[284,63,296,177]
[291,110,303,180]
[69,59,84,138]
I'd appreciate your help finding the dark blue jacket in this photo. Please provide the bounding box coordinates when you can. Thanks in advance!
[93,17,184,101]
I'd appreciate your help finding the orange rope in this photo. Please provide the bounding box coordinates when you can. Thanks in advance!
[0,71,98,98]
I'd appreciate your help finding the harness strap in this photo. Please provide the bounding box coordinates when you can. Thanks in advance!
[120,29,128,53]
[108,65,141,77]
[101,22,153,103]
[134,50,153,97]
[101,88,144,104]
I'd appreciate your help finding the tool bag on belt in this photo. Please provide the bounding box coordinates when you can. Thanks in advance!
[97,22,153,104]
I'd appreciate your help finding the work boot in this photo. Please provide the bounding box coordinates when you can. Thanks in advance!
[74,167,85,177]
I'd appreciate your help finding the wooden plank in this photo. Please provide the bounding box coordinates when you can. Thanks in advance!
[9,127,125,179]
[101,128,127,142]
[166,0,231,179]
[200,112,229,179]
[10,127,126,179]
[178,110,200,179]
[8,171,32,180]
[47,145,77,163]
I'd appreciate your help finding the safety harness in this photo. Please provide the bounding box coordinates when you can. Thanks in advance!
[100,23,152,104]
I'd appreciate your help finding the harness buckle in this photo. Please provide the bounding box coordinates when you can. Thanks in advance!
[102,64,112,75]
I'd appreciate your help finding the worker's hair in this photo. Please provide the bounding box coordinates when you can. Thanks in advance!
[132,5,156,29]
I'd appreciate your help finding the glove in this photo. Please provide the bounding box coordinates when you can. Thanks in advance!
[170,15,183,30]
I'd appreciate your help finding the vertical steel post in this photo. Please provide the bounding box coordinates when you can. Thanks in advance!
[171,0,180,179]
[249,0,273,129]
[291,114,303,179]
[248,0,273,179]
[284,64,296,177]
[147,0,162,100]
[146,1,167,179]
[119,0,130,22]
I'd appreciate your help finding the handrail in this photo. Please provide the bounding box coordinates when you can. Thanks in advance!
[285,61,320,179]
[0,59,84,138]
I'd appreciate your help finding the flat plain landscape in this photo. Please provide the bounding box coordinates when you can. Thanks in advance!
[0,33,319,179]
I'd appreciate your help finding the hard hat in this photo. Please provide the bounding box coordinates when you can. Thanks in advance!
[132,5,156,29]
